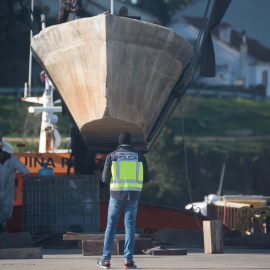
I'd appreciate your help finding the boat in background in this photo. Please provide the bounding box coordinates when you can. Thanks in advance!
[1,10,75,210]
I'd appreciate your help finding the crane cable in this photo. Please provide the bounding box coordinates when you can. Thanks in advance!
[176,3,214,233]
[19,0,38,35]
[177,0,232,233]
[179,99,203,232]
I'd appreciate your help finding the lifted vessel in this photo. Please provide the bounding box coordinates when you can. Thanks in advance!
[31,14,194,153]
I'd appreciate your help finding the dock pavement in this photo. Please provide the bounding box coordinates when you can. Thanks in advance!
[0,247,270,270]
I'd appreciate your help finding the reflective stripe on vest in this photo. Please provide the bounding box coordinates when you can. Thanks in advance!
[110,152,143,192]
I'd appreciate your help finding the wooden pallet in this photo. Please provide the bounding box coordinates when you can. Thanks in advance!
[0,247,42,259]
[64,233,154,256]
[82,240,117,256]
[117,238,152,255]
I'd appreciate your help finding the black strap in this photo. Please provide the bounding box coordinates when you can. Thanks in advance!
[18,0,39,35]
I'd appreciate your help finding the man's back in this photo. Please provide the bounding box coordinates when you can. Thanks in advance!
[102,144,150,201]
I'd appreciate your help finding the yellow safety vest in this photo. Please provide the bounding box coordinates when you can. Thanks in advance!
[110,152,143,192]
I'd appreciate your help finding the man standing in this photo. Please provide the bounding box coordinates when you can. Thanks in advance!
[0,148,30,233]
[59,0,85,23]
[97,132,150,269]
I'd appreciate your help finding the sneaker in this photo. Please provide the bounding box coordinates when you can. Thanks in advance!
[124,261,137,269]
[97,260,110,269]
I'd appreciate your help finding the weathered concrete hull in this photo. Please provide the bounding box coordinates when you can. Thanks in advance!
[31,14,193,153]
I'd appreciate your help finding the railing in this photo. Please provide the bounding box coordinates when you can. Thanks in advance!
[207,201,252,232]
[207,201,270,234]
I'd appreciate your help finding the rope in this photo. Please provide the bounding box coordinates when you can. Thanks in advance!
[179,100,203,232]
[223,201,227,224]
[235,206,270,235]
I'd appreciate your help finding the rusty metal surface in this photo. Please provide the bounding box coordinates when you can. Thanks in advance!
[207,204,251,232]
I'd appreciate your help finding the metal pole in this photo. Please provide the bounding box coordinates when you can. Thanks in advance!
[0,118,2,147]
[217,163,226,198]
[111,0,114,14]
[41,13,46,29]
[27,0,34,97]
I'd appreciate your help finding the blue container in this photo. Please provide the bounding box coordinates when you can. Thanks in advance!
[38,162,54,176]
[22,175,100,236]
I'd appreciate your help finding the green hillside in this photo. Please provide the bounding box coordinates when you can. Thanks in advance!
[1,94,270,208]
[143,95,270,208]
[0,94,71,151]
[180,96,270,136]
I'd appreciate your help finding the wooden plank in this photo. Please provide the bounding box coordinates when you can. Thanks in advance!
[203,221,211,254]
[82,240,117,256]
[117,238,152,255]
[63,233,140,241]
[0,247,42,259]
[203,220,224,254]
[151,249,187,256]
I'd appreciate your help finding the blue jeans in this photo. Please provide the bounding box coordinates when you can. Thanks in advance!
[102,198,138,262]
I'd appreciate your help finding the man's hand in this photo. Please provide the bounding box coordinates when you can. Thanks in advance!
[24,172,35,176]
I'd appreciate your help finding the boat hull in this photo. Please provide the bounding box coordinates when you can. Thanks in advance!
[31,14,194,153]
[6,203,229,234]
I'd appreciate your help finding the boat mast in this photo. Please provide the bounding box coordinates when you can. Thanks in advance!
[24,0,34,98]
[22,9,62,153]
[35,14,62,153]
[111,0,114,14]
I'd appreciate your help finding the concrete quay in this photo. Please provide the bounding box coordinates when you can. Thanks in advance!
[0,247,270,270]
